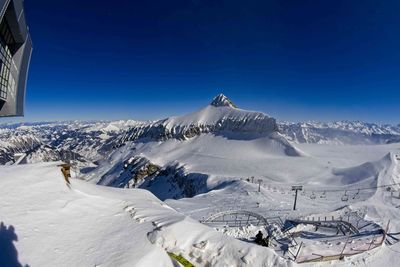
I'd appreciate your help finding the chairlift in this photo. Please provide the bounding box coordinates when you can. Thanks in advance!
[310,192,316,200]
[352,189,360,200]
[320,191,327,199]
[341,191,349,202]
[301,190,306,196]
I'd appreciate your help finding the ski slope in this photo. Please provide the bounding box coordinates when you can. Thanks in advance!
[0,162,287,267]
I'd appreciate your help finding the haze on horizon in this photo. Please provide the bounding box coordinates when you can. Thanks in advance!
[11,0,400,124]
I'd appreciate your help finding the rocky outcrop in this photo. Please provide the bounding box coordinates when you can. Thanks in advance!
[98,156,209,200]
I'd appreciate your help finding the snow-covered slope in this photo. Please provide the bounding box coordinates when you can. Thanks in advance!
[93,94,303,196]
[0,162,287,267]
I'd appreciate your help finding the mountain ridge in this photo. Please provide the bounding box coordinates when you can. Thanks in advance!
[1,94,400,166]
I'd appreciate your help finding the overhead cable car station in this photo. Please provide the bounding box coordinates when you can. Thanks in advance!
[0,0,32,117]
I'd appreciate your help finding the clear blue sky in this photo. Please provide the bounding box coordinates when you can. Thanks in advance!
[14,0,400,123]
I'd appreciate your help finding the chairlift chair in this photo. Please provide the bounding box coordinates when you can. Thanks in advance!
[341,191,349,202]
[320,191,327,199]
[352,189,360,200]
[310,192,316,200]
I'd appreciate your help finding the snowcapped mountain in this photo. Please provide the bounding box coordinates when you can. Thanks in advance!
[0,120,142,165]
[210,93,238,108]
[93,94,302,199]
[279,121,400,144]
[119,93,282,143]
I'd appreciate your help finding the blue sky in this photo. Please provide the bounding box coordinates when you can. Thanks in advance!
[12,0,400,123]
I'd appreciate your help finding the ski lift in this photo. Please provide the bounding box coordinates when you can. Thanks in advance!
[352,189,360,200]
[310,192,316,200]
[341,191,349,202]
[301,190,306,196]
[320,191,327,199]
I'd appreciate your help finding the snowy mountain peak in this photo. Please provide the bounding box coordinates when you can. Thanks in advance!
[210,93,237,108]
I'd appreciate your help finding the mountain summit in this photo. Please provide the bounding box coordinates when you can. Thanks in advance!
[210,93,237,108]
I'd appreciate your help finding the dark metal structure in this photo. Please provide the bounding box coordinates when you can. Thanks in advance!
[292,185,303,210]
[201,210,271,227]
[0,0,32,117]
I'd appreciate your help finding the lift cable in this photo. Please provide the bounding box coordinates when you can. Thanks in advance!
[267,182,400,194]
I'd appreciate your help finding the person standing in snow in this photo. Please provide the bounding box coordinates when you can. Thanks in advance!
[255,231,263,245]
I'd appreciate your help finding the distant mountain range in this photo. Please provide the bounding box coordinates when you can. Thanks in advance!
[1,94,399,166]
[280,121,400,145]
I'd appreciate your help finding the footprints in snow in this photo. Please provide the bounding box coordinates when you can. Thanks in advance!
[123,205,146,223]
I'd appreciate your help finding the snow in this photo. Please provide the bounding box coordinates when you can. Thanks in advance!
[0,162,287,267]
[2,94,400,266]
[280,121,400,144]
[161,104,278,138]
[210,93,238,108]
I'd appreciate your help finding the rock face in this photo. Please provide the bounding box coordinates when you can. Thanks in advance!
[98,155,208,200]
[98,156,161,188]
